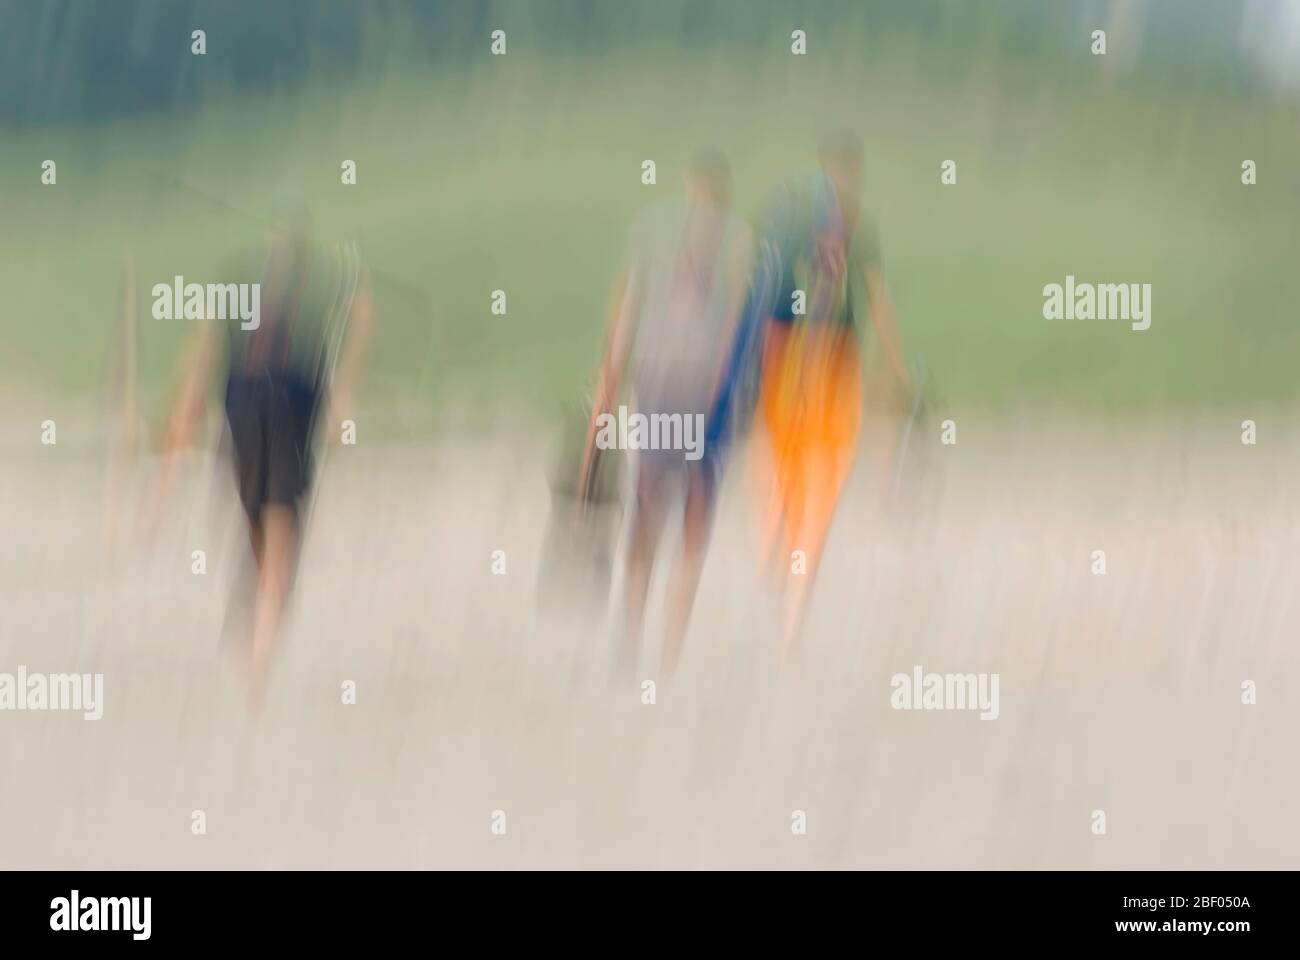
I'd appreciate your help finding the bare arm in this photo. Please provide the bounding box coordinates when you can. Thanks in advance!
[579,268,635,496]
[597,270,634,412]
[328,265,377,436]
[142,319,219,541]
[164,320,219,451]
[864,263,909,394]
[707,226,754,407]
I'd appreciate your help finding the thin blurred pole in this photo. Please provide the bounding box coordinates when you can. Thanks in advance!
[122,256,139,455]
[102,256,140,558]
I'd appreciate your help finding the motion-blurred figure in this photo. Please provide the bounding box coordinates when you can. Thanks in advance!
[162,194,375,699]
[582,148,751,683]
[717,132,909,665]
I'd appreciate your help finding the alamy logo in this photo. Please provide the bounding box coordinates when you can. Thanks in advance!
[0,666,103,720]
[152,275,260,330]
[594,405,706,461]
[890,665,1000,720]
[1042,274,1151,331]
[50,891,151,941]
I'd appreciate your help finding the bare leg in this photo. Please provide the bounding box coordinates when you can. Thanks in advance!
[248,518,264,567]
[661,467,714,681]
[250,503,298,695]
[779,439,852,668]
[780,554,818,670]
[618,470,666,684]
[221,517,263,654]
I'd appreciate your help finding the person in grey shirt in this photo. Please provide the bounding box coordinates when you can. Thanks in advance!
[582,147,751,684]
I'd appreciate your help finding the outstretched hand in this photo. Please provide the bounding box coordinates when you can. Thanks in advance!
[325,386,354,447]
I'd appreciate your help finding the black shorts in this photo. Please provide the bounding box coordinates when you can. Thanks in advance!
[224,373,320,523]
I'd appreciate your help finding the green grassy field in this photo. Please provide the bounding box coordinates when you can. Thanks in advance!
[4,52,1298,436]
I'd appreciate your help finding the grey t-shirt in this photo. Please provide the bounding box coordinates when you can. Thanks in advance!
[624,197,750,419]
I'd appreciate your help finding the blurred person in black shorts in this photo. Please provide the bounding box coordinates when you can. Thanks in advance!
[163,192,375,699]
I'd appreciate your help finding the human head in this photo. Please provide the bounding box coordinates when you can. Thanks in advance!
[817,129,865,212]
[685,145,733,209]
[269,184,313,253]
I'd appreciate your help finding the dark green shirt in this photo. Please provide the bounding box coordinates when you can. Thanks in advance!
[223,239,364,391]
[762,172,881,332]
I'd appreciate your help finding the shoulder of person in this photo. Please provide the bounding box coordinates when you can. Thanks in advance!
[647,194,689,226]
[760,175,817,235]
[853,212,883,265]
[628,196,685,252]
[307,238,365,283]
[724,211,753,246]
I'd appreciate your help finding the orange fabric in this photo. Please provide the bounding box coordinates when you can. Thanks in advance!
[758,323,862,570]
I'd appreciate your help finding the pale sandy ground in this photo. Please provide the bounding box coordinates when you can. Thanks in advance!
[1,402,1298,869]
